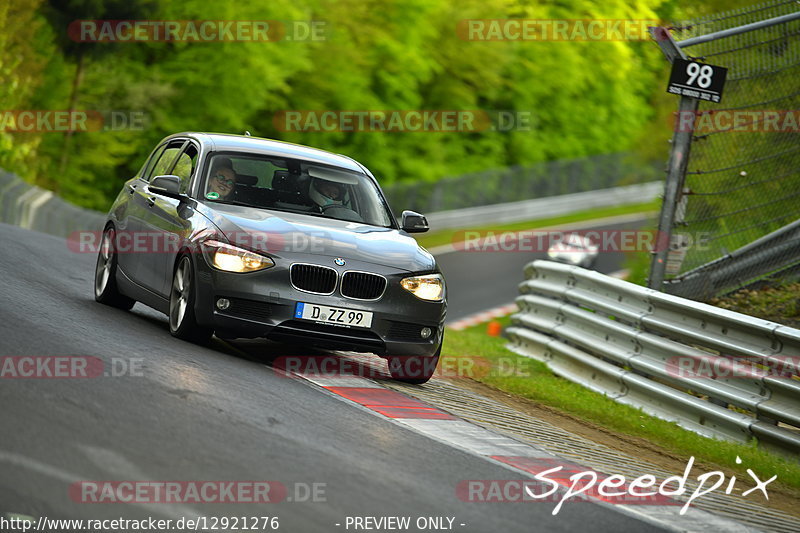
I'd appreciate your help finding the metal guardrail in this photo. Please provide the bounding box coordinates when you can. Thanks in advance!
[0,170,105,237]
[506,260,800,457]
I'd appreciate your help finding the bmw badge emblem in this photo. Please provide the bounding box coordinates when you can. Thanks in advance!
[334,258,346,266]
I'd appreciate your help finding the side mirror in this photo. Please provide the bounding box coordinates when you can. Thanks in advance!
[149,175,183,199]
[401,210,429,233]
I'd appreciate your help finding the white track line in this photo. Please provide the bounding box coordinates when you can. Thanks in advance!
[448,303,517,331]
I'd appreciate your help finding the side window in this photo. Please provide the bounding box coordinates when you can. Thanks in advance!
[172,144,198,193]
[145,140,184,181]
[139,144,166,181]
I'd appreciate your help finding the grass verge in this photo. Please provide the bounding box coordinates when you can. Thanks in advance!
[415,200,660,250]
[442,318,800,492]
[711,283,800,329]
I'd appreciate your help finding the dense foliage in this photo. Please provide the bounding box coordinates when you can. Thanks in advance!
[0,0,758,210]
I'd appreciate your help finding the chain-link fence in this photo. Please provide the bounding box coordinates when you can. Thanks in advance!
[382,152,661,214]
[651,1,800,299]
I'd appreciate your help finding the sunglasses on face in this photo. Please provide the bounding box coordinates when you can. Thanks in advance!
[214,174,236,186]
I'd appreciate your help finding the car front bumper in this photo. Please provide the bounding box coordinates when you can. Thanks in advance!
[192,254,446,358]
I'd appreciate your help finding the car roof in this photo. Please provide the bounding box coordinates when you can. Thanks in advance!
[166,132,365,173]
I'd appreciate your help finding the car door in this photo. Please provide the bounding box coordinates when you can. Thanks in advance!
[131,139,185,294]
[115,142,167,280]
[141,141,200,297]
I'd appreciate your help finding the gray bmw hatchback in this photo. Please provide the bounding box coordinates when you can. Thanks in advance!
[94,132,446,383]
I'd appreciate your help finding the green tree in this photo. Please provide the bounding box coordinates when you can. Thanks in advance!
[42,0,157,177]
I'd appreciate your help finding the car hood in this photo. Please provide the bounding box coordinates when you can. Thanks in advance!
[198,203,436,272]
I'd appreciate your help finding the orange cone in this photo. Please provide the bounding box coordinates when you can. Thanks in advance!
[487,321,502,337]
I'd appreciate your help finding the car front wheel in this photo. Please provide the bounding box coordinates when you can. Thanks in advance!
[169,255,212,343]
[94,226,135,310]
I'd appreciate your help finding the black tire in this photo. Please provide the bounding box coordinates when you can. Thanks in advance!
[94,226,135,310]
[387,343,442,385]
[169,255,212,343]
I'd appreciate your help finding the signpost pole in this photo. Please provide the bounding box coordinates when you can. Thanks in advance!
[648,27,699,290]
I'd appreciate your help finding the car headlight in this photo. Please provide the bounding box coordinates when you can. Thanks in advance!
[401,274,444,301]
[202,240,274,273]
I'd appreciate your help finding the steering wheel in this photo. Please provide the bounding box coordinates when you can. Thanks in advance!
[313,204,340,214]
[317,204,364,222]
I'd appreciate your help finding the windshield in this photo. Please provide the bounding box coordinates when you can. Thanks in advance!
[201,153,394,228]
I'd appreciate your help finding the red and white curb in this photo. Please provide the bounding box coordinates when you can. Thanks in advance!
[446,270,628,332]
[448,303,517,331]
[288,368,757,532]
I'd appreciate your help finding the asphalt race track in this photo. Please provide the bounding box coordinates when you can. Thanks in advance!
[0,221,668,532]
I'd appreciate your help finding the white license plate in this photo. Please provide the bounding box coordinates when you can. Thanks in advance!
[294,302,373,328]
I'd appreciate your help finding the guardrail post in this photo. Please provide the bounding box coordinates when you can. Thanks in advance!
[647,27,699,290]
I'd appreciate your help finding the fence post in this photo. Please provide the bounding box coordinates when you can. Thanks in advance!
[648,27,699,290]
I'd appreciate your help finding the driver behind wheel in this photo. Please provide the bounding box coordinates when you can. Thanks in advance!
[309,178,344,208]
